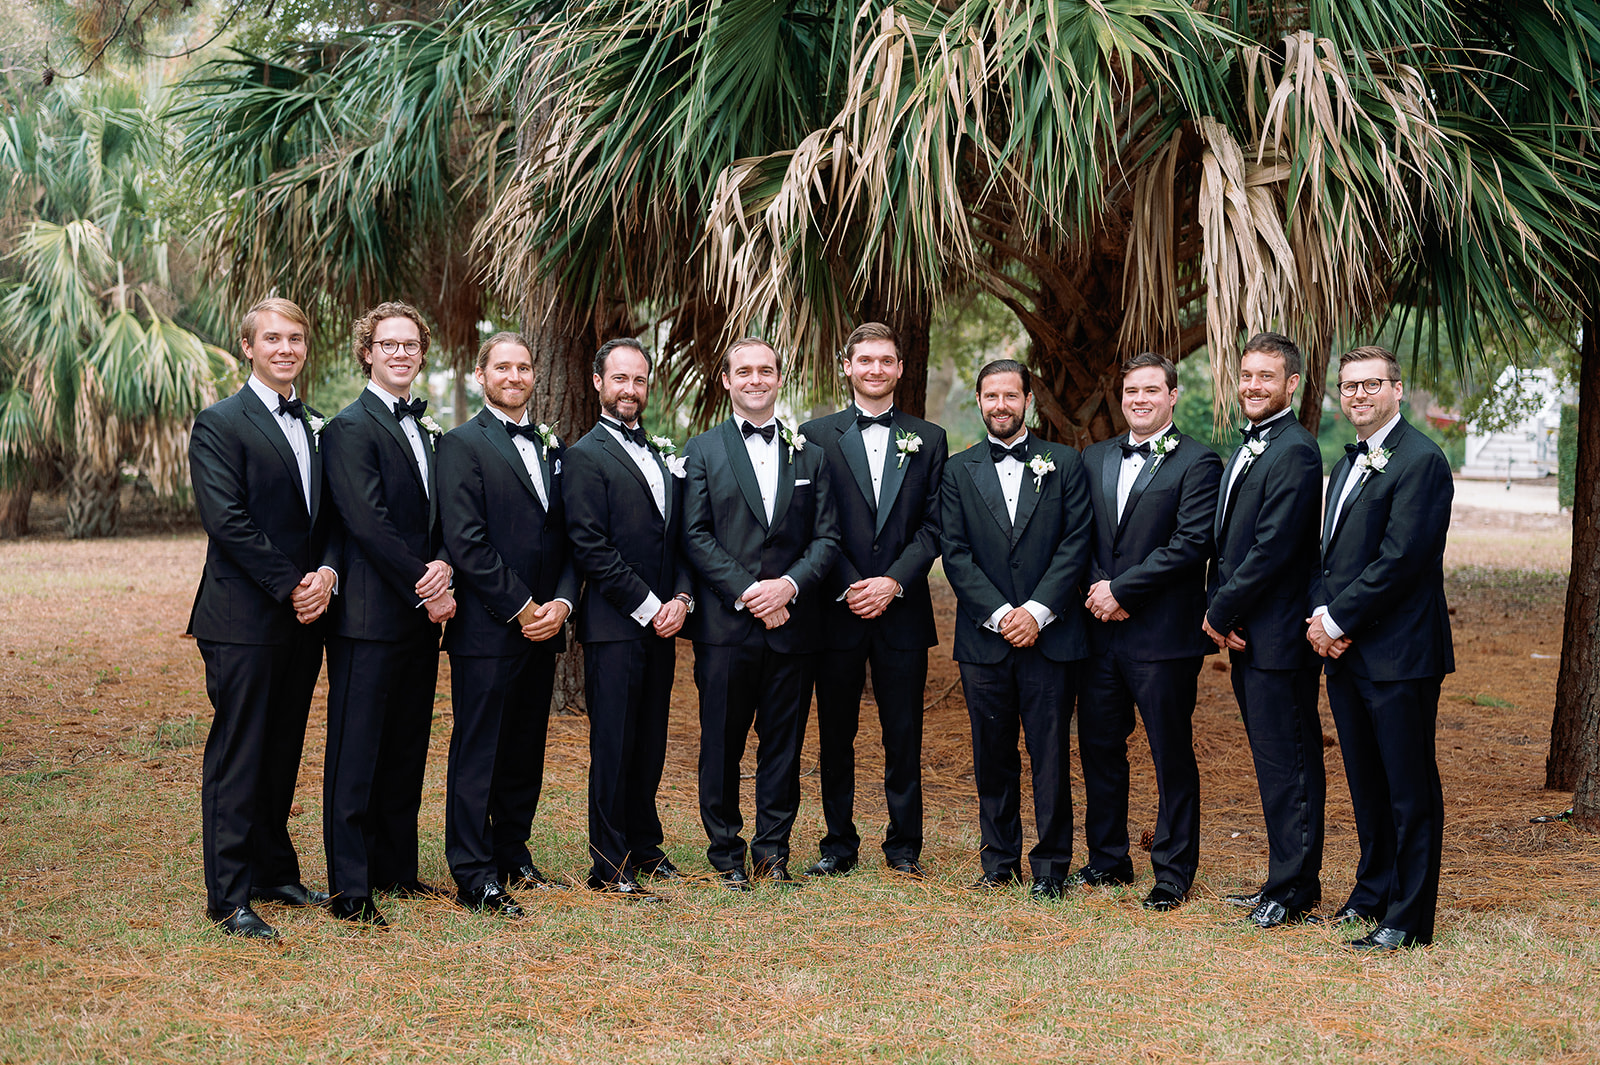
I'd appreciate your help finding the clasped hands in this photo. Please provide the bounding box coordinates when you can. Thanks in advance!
[418,560,456,624]
[741,578,794,630]
[1305,613,1351,659]
[1084,580,1129,623]
[844,576,900,619]
[291,567,336,624]
[516,597,570,641]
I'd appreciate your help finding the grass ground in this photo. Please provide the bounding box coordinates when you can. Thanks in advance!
[0,499,1595,1063]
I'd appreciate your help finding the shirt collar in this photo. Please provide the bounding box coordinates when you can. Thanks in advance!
[485,403,529,428]
[1129,421,1173,447]
[365,379,412,406]
[247,374,296,414]
[1360,411,1404,452]
[1249,407,1295,431]
[986,431,1029,451]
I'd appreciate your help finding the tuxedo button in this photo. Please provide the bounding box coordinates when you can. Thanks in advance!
[1011,561,1021,569]
[1113,550,1122,559]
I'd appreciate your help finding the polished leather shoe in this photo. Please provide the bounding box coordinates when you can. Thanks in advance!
[804,855,857,877]
[1029,876,1066,901]
[377,879,448,900]
[1248,899,1315,928]
[458,882,524,917]
[970,870,1019,891]
[589,876,662,902]
[210,905,279,940]
[755,859,801,885]
[718,868,752,892]
[1224,890,1264,910]
[329,895,388,926]
[1347,925,1424,952]
[251,883,330,907]
[1069,864,1134,888]
[501,864,566,891]
[1143,884,1186,912]
[887,859,925,878]
[639,857,685,881]
[1332,906,1375,925]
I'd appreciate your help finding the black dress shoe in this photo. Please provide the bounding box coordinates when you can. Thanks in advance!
[210,905,280,940]
[803,855,857,877]
[251,883,331,907]
[1332,906,1375,925]
[1029,876,1066,901]
[377,879,449,900]
[458,882,524,917]
[501,863,567,891]
[329,896,388,926]
[887,859,925,878]
[1347,925,1424,952]
[1247,899,1316,928]
[755,859,801,885]
[639,857,685,881]
[588,876,662,902]
[970,870,1019,891]
[1143,884,1186,912]
[1224,890,1263,910]
[1069,864,1135,888]
[718,868,752,892]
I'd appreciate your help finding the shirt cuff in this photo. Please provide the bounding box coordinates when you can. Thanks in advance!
[632,592,663,627]
[1021,600,1056,630]
[1313,605,1345,640]
[553,598,574,614]
[318,566,340,596]
[735,582,759,612]
[984,604,1013,633]
[781,574,799,601]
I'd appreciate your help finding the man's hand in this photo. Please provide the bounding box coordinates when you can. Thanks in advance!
[652,598,688,638]
[522,599,570,642]
[1085,580,1129,622]
[292,568,334,624]
[416,559,452,601]
[741,578,795,620]
[999,607,1040,648]
[1201,617,1248,651]
[759,605,790,630]
[425,591,456,625]
[844,576,900,619]
[1305,614,1350,658]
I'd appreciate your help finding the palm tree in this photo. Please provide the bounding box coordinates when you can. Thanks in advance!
[0,75,234,538]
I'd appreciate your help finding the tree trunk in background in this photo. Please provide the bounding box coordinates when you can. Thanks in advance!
[859,295,931,419]
[1551,303,1599,834]
[1298,341,1329,436]
[0,484,32,538]
[65,460,120,539]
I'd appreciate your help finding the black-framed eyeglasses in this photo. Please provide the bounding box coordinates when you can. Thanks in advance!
[1338,378,1398,396]
[376,339,422,356]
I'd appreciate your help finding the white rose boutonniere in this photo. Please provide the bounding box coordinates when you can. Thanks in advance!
[649,433,678,457]
[536,421,560,460]
[1239,435,1268,469]
[894,428,922,469]
[1028,452,1056,493]
[1354,445,1391,476]
[1148,432,1179,466]
[418,415,443,438]
[779,425,806,465]
[305,413,326,450]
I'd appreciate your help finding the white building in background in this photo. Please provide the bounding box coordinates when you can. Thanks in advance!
[1458,367,1570,480]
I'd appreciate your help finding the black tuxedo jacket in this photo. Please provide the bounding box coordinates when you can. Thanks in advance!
[1082,428,1222,660]
[562,423,692,644]
[436,407,580,657]
[680,417,841,653]
[939,435,1093,665]
[187,386,339,644]
[1206,415,1323,670]
[323,387,449,642]
[799,407,945,651]
[1313,416,1455,681]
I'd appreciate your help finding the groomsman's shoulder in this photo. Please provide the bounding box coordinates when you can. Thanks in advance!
[798,408,848,440]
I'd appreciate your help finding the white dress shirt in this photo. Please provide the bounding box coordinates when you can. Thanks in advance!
[248,375,312,512]
[982,431,1054,634]
[367,380,429,497]
[856,405,892,504]
[600,417,668,625]
[486,404,550,510]
[1315,409,1404,639]
[737,418,798,609]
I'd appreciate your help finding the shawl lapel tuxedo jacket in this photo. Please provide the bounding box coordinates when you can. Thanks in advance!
[938,436,1093,665]
[680,417,842,653]
[322,387,450,641]
[1080,429,1222,659]
[562,423,692,644]
[799,407,946,651]
[436,407,580,657]
[1206,416,1323,669]
[1314,416,1455,681]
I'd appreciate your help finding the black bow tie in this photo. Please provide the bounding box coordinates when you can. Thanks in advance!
[990,440,1027,464]
[277,395,304,419]
[856,410,893,430]
[393,397,426,421]
[741,421,776,443]
[505,420,541,442]
[1345,440,1370,458]
[1120,440,1151,458]
[1240,424,1264,443]
[606,419,649,447]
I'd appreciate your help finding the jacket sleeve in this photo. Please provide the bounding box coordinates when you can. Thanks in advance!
[188,408,304,602]
[1024,449,1094,614]
[939,459,1010,629]
[1206,441,1321,632]
[562,443,657,615]
[681,435,760,607]
[1109,446,1222,608]
[323,414,434,606]
[782,444,841,594]
[435,431,531,623]
[884,427,946,592]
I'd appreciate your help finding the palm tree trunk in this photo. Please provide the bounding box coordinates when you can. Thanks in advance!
[65,459,121,539]
[0,484,32,538]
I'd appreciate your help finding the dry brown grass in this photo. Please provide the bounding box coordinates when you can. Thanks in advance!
[1,507,1596,1063]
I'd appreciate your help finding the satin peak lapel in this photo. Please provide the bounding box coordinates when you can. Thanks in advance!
[770,421,797,530]
[875,415,910,538]
[481,412,545,509]
[240,394,306,514]
[1009,442,1046,546]
[719,418,769,530]
[839,420,876,513]
[1115,431,1171,541]
[970,451,1012,537]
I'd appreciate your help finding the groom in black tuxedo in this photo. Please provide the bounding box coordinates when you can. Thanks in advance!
[437,332,578,917]
[1309,345,1453,951]
[1078,352,1221,912]
[322,301,455,927]
[681,337,840,889]
[799,323,946,880]
[1204,333,1326,928]
[188,297,338,939]
[563,338,693,900]
[939,359,1092,900]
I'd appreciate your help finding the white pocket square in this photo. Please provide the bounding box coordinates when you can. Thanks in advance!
[795,478,811,486]
[553,459,562,475]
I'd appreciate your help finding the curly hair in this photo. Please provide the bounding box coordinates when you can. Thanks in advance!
[352,301,431,378]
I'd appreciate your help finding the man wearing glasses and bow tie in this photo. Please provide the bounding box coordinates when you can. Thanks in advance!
[1309,346,1453,952]
[322,301,455,927]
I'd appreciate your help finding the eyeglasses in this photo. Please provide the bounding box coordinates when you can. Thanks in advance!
[376,339,422,356]
[1338,378,1398,396]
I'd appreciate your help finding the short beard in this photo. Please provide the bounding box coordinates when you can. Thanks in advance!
[604,396,645,425]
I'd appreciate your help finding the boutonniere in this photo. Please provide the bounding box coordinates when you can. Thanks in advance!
[1149,433,1179,459]
[536,421,560,460]
[305,413,326,450]
[663,454,687,478]
[1028,451,1056,493]
[894,428,922,469]
[1239,435,1268,468]
[418,415,443,438]
[1354,445,1391,475]
[649,433,678,457]
[779,425,806,465]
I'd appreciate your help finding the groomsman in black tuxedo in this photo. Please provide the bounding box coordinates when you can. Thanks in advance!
[563,338,693,900]
[939,359,1092,900]
[1309,345,1453,951]
[322,301,455,927]
[436,332,578,917]
[188,298,338,939]
[1203,333,1326,928]
[1078,352,1222,912]
[799,323,946,880]
[681,337,841,889]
